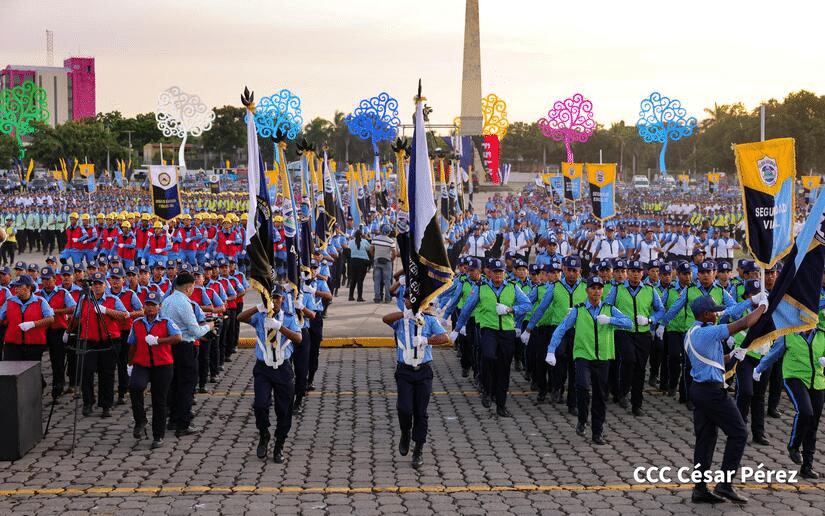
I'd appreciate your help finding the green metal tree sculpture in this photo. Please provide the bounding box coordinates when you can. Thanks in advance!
[0,79,49,158]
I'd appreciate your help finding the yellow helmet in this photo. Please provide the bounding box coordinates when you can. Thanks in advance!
[222,216,233,224]
[121,221,132,229]
[81,213,90,220]
[120,210,129,218]
[96,213,105,220]
[106,212,115,220]
[181,213,191,220]
[153,221,163,229]
[274,215,284,223]
[70,212,79,219]
[141,213,151,221]
[240,213,248,221]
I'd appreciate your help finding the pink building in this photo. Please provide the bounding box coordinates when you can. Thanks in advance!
[0,57,96,126]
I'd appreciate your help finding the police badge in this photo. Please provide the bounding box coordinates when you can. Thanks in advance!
[596,169,605,184]
[757,156,778,187]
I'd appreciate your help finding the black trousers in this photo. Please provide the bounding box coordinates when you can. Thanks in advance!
[784,378,825,465]
[81,341,117,409]
[46,328,67,397]
[198,333,214,388]
[130,364,173,440]
[768,356,784,413]
[615,330,652,408]
[735,354,769,438]
[3,343,45,362]
[253,359,294,439]
[116,330,131,397]
[292,328,310,403]
[307,317,323,384]
[224,308,238,355]
[690,382,747,477]
[531,325,555,395]
[664,330,685,393]
[349,258,369,300]
[395,362,433,443]
[458,317,476,373]
[649,331,665,390]
[553,329,577,409]
[479,328,515,408]
[574,358,609,438]
[169,341,196,428]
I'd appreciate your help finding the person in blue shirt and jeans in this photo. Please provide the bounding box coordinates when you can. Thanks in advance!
[686,294,766,505]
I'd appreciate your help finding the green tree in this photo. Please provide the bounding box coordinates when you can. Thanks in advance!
[202,105,246,167]
[0,133,20,168]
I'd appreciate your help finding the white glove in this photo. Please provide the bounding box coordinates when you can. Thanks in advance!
[751,291,769,308]
[302,284,317,295]
[256,303,267,313]
[752,370,762,382]
[449,331,459,342]
[118,244,124,248]
[725,336,736,350]
[459,326,467,336]
[655,325,665,339]
[403,308,415,319]
[145,335,159,346]
[495,303,510,315]
[731,347,748,361]
[295,298,304,311]
[636,315,650,326]
[596,314,611,325]
[18,321,35,332]
[756,342,771,355]
[62,332,69,343]
[154,248,163,254]
[399,276,406,286]
[439,318,449,329]
[520,331,531,344]
[545,352,556,366]
[126,365,133,376]
[264,317,282,331]
[413,335,428,347]
[98,306,108,315]
[819,356,825,368]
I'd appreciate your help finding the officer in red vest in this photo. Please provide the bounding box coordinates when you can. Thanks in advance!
[1,274,54,366]
[127,291,182,449]
[0,266,12,359]
[108,266,144,405]
[72,271,129,417]
[37,266,77,399]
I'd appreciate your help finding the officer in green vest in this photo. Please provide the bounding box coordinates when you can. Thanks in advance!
[453,258,531,417]
[546,275,631,444]
[521,262,551,387]
[442,257,484,381]
[605,259,665,415]
[661,260,735,408]
[521,255,586,409]
[755,327,825,479]
[512,259,531,373]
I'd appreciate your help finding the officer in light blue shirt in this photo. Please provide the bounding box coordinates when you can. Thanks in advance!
[383,296,448,469]
[239,283,302,464]
[684,294,766,504]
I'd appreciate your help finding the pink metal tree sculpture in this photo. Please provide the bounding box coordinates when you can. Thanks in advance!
[537,93,595,163]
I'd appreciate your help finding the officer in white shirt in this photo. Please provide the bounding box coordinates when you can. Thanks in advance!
[591,226,624,264]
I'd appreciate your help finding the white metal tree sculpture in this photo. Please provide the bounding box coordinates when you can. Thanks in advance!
[155,86,215,171]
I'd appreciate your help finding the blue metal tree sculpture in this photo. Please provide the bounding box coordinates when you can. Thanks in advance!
[254,88,303,141]
[637,92,697,175]
[345,92,400,157]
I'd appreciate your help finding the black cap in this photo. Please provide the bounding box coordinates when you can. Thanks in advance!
[40,266,55,279]
[108,267,125,278]
[489,259,506,271]
[11,274,35,287]
[691,295,726,317]
[698,260,717,272]
[677,262,692,274]
[627,260,643,270]
[90,271,106,283]
[587,276,605,288]
[562,255,581,268]
[744,279,762,296]
[144,291,162,305]
[612,258,627,269]
[717,260,732,272]
[467,257,482,270]
[528,263,541,275]
[27,263,38,271]
[513,259,528,270]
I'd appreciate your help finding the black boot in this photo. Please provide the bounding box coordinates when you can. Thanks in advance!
[411,442,424,468]
[801,463,819,479]
[256,430,270,459]
[713,482,747,504]
[399,430,410,456]
[691,483,725,504]
[273,437,285,464]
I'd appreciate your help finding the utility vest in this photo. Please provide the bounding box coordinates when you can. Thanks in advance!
[527,283,548,321]
[130,317,174,367]
[475,282,517,331]
[541,280,586,327]
[613,283,655,333]
[39,287,70,330]
[4,298,48,345]
[147,234,168,255]
[572,303,615,361]
[78,296,120,343]
[113,289,138,332]
[783,331,825,390]
[119,233,137,260]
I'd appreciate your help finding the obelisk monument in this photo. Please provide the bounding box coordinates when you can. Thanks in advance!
[460,0,483,136]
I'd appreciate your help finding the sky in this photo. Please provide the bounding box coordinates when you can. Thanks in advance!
[2,0,823,131]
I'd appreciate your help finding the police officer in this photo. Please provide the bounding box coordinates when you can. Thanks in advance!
[127,291,182,449]
[546,276,631,444]
[383,297,448,468]
[37,266,77,399]
[452,258,531,417]
[1,274,54,367]
[686,295,765,504]
[238,284,302,463]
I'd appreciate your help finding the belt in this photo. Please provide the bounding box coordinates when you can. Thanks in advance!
[397,362,431,372]
[694,381,725,389]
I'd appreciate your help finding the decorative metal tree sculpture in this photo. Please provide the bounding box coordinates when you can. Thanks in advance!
[345,91,400,162]
[481,93,508,140]
[537,93,595,163]
[254,88,303,142]
[155,86,215,171]
[637,92,697,175]
[0,79,49,159]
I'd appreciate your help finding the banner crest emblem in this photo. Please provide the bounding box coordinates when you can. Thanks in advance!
[758,156,778,187]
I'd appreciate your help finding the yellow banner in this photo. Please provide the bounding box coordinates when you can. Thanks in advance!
[585,163,616,188]
[561,162,583,180]
[802,175,821,190]
[677,174,690,183]
[79,164,94,177]
[733,137,795,197]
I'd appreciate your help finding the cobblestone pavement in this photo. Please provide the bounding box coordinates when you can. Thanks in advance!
[2,343,824,515]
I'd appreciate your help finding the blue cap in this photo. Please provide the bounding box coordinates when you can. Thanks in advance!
[691,295,726,317]
[0,266,10,275]
[647,259,660,270]
[599,259,613,270]
[528,263,541,275]
[504,251,515,259]
[587,275,605,288]
[627,260,643,270]
[145,291,162,305]
[14,261,26,270]
[272,284,285,297]
[139,265,150,273]
[192,266,204,275]
[659,263,673,274]
[677,262,692,274]
[562,255,581,268]
[97,257,108,266]
[744,279,762,296]
[489,258,506,271]
[766,262,782,273]
[217,258,228,267]
[11,274,35,287]
[74,264,85,272]
[717,260,732,272]
[698,260,717,272]
[550,258,563,271]
[513,259,528,269]
[691,248,705,257]
[90,271,106,283]
[166,259,177,269]
[742,261,759,274]
[467,257,482,270]
[40,266,55,279]
[45,255,57,263]
[125,265,139,275]
[613,258,627,269]
[310,259,319,268]
[109,267,125,278]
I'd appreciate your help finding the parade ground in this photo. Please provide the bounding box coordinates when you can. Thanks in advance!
[1,249,824,515]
